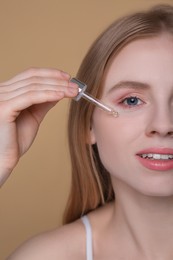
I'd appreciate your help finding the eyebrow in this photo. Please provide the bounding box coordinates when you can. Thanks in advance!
[107,80,150,94]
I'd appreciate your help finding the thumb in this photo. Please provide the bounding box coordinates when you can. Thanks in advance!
[28,101,58,125]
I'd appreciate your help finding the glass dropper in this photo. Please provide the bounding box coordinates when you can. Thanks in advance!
[70,78,118,117]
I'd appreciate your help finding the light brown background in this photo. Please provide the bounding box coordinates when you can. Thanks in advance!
[0,0,172,258]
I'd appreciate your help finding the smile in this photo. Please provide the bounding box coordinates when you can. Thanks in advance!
[140,154,173,160]
[136,150,173,171]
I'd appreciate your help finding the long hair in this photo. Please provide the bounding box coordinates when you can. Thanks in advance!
[63,4,173,224]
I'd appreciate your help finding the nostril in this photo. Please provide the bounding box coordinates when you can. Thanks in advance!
[168,131,173,136]
[150,131,157,135]
[147,130,173,137]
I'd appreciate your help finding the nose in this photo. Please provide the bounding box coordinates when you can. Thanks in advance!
[146,106,173,138]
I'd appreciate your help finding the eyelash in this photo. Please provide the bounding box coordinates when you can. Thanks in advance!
[119,96,144,108]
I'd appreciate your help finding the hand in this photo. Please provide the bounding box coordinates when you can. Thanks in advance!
[0,67,78,187]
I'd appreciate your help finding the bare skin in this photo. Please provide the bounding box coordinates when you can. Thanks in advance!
[90,34,173,259]
[4,34,173,260]
[0,67,78,187]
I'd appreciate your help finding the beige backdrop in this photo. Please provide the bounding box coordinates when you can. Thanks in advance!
[0,0,173,258]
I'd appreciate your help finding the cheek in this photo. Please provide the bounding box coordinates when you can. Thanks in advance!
[92,113,125,169]
[92,111,142,148]
[92,111,145,174]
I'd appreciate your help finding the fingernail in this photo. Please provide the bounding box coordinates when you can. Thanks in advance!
[69,82,78,88]
[69,87,78,94]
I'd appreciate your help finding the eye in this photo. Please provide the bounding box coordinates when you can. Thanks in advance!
[120,96,143,107]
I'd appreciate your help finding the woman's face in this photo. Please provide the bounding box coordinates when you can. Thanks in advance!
[91,34,173,196]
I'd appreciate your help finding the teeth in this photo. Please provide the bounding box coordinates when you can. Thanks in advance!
[140,154,173,160]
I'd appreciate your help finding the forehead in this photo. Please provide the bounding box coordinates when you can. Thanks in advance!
[102,34,173,93]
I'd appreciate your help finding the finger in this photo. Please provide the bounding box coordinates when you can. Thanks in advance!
[0,77,77,93]
[0,82,78,101]
[0,68,71,86]
[0,90,66,122]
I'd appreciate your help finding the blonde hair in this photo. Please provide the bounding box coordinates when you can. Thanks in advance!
[63,4,173,224]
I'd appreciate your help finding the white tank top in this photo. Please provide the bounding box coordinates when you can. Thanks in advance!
[81,215,93,260]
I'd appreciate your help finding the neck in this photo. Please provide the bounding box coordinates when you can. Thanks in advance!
[111,180,173,259]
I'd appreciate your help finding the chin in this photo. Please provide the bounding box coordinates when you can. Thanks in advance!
[111,172,173,198]
[131,170,173,198]
[142,190,173,197]
[135,183,173,198]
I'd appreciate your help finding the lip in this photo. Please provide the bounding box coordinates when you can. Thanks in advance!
[136,147,173,171]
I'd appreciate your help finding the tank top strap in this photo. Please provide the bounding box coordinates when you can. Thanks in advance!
[81,215,93,260]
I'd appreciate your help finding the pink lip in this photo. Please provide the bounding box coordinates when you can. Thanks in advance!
[136,147,173,171]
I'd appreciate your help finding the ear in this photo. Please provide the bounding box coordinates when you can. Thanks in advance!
[89,126,96,144]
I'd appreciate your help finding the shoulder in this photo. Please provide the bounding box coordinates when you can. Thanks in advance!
[7,219,86,260]
[7,203,114,260]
